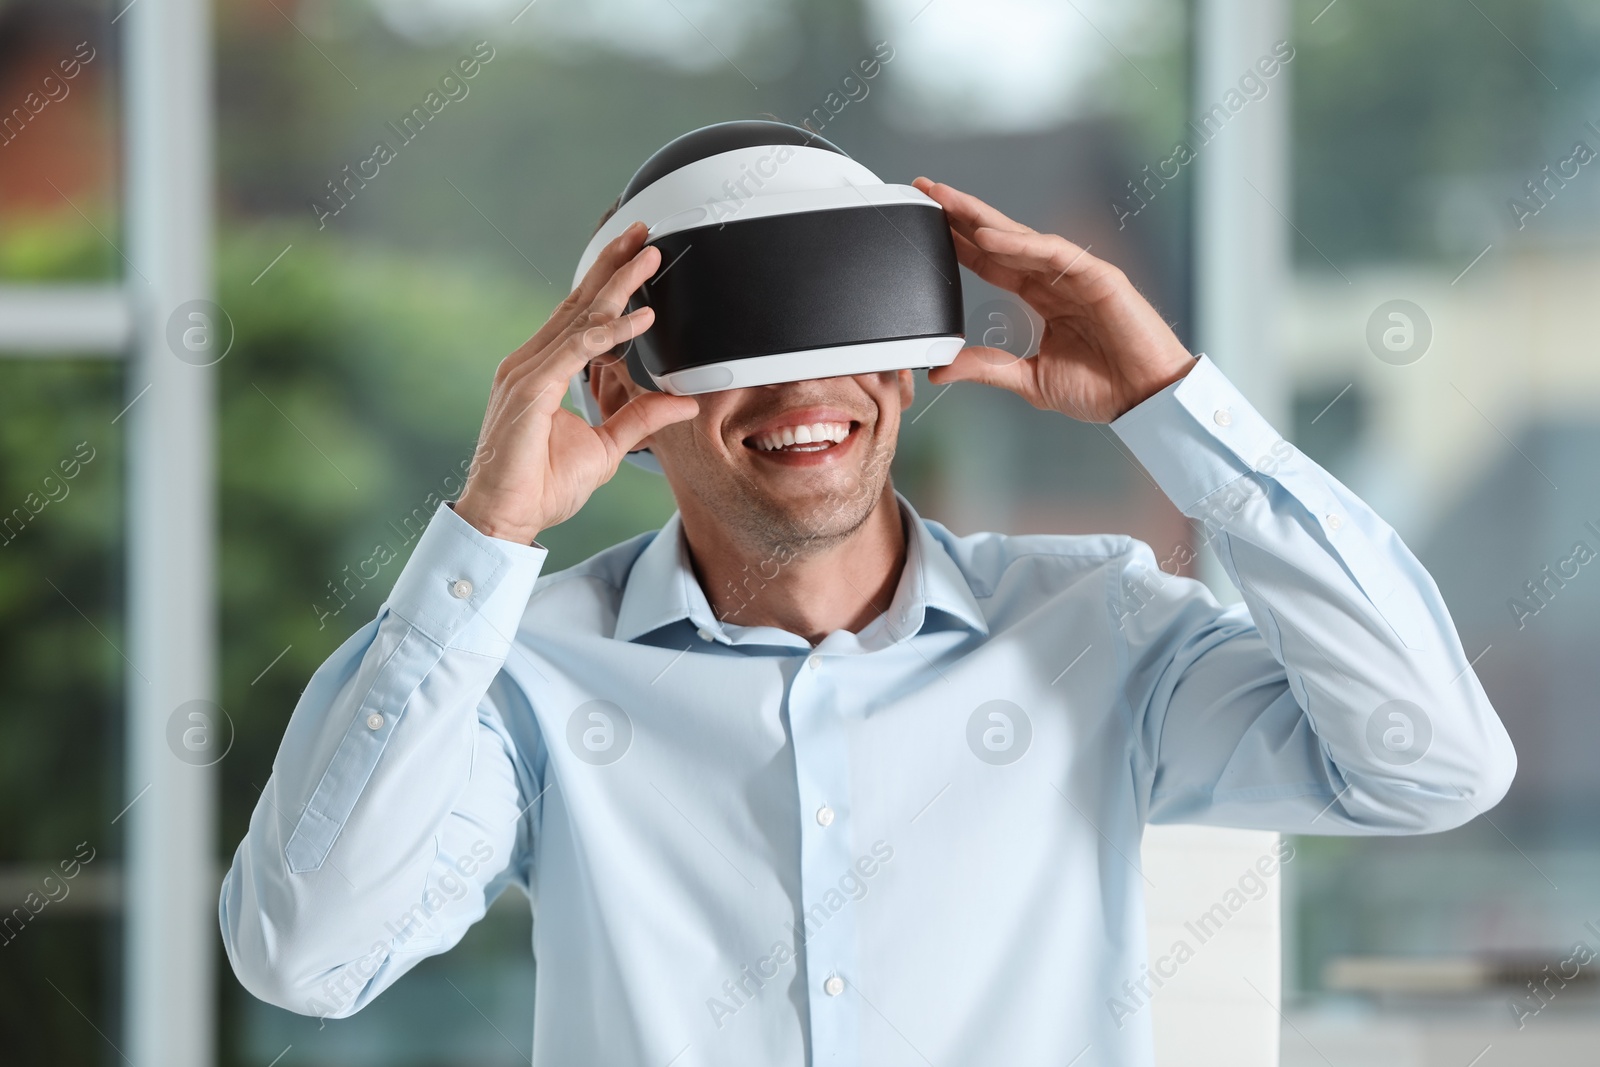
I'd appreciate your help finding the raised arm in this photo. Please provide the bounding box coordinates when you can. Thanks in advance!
[221,218,697,1016]
[1108,357,1515,833]
[220,503,547,1016]
[910,174,1514,834]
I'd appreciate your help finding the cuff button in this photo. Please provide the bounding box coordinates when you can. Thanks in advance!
[1213,407,1233,427]
[449,578,474,599]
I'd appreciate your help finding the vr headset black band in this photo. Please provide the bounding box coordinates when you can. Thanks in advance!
[621,201,963,393]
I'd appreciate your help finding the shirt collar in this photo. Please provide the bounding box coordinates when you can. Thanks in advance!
[613,489,989,647]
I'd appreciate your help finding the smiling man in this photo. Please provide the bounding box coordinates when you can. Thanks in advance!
[221,122,1516,1066]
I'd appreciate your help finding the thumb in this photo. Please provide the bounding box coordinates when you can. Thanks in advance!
[594,390,699,462]
[927,346,1036,399]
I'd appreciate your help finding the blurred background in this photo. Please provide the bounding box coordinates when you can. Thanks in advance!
[2,0,1598,1063]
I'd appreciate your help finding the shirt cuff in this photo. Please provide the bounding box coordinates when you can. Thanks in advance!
[1109,353,1283,514]
[384,500,549,657]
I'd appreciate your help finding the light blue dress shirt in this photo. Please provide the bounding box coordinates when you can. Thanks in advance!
[220,354,1515,1066]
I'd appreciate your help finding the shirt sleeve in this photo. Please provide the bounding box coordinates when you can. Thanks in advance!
[1107,354,1516,834]
[219,500,550,1018]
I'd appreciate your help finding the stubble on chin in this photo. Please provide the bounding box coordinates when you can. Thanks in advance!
[722,434,897,561]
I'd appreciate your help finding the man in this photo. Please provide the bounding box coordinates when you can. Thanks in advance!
[221,169,1515,1065]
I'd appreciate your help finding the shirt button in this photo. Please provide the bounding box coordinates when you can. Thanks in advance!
[816,805,835,826]
[1213,407,1233,427]
[807,654,822,670]
[366,712,384,730]
[449,578,474,599]
[1326,513,1343,530]
[823,975,845,996]
[697,627,715,642]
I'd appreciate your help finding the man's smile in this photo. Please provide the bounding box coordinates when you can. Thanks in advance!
[739,405,865,467]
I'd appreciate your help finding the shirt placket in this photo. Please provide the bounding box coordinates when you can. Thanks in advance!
[786,644,861,1065]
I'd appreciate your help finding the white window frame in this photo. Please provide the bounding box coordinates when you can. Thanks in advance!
[1136,2,1291,1065]
[0,1,216,1064]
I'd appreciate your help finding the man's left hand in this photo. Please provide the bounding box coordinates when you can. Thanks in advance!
[913,176,1195,423]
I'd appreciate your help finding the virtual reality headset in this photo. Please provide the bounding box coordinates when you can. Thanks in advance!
[567,119,965,472]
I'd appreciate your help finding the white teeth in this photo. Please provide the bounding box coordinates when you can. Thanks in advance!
[751,421,852,452]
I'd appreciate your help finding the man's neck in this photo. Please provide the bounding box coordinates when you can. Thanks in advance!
[682,486,908,646]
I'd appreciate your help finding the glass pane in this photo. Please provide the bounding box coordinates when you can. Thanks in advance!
[0,356,125,1059]
[0,1,122,282]
[0,915,122,1064]
[1282,0,1600,1057]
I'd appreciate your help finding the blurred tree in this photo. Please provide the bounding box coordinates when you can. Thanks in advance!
[1292,0,1595,266]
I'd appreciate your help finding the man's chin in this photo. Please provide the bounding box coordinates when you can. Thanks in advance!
[734,468,881,544]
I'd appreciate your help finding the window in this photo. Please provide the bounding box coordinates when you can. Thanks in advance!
[1281,1,1600,1058]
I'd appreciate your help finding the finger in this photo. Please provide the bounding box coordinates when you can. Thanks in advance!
[549,221,652,339]
[948,228,1090,331]
[538,240,662,384]
[500,221,651,379]
[950,227,1029,293]
[593,390,700,465]
[913,177,1027,289]
[926,345,1038,403]
[913,177,1032,247]
[971,226,1106,289]
[924,186,1105,342]
[490,290,651,428]
[570,241,663,349]
[507,303,656,407]
[512,241,661,395]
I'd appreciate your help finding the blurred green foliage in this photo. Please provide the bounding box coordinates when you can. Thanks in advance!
[1292,0,1600,266]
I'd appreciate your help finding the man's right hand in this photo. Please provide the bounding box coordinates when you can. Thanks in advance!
[453,221,698,545]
